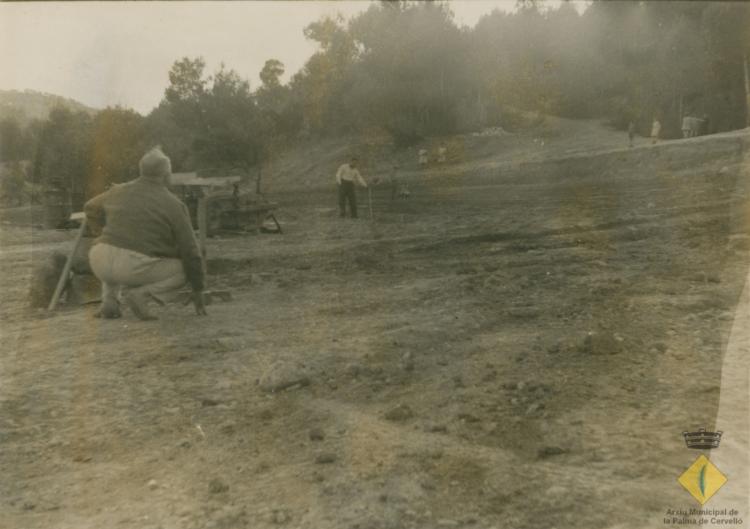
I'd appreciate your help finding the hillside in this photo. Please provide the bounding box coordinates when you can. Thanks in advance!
[262,116,673,193]
[0,89,97,124]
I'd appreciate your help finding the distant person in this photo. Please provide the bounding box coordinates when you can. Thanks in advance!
[388,163,410,200]
[389,163,401,201]
[418,148,429,166]
[702,114,711,136]
[84,147,206,320]
[437,143,448,163]
[336,156,368,218]
[681,116,692,139]
[628,121,636,148]
[651,118,661,145]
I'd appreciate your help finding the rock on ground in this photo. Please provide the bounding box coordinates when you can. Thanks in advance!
[258,360,312,392]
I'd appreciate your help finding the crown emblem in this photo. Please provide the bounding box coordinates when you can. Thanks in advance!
[683,428,722,450]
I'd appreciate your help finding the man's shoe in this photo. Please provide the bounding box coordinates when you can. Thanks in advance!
[124,291,157,321]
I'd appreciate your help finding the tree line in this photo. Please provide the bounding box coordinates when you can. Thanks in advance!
[1,0,749,206]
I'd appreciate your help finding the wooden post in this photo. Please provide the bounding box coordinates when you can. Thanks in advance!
[197,196,208,274]
[744,51,750,128]
[48,218,87,311]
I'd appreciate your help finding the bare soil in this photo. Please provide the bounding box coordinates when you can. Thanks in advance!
[2,126,749,529]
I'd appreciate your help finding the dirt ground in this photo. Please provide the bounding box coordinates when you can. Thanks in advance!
[2,128,750,529]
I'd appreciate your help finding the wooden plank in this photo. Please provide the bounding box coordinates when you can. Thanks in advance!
[170,173,241,187]
[48,218,88,311]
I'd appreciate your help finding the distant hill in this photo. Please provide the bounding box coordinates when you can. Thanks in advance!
[0,89,98,124]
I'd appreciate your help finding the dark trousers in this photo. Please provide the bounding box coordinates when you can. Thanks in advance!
[338,181,357,218]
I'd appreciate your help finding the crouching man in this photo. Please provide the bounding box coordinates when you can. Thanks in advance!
[84,147,206,320]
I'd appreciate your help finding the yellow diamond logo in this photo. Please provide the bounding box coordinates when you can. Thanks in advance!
[678,455,727,505]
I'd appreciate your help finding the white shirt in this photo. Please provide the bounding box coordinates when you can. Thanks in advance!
[336,164,367,187]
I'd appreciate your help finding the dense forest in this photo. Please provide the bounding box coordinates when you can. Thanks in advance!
[1,0,749,206]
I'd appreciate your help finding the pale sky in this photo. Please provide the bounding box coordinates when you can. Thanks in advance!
[0,1,579,115]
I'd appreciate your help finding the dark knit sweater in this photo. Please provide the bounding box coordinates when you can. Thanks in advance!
[84,177,204,291]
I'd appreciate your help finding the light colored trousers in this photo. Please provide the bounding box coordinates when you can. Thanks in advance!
[89,243,186,305]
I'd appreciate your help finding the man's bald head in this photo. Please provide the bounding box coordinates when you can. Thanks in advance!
[139,147,172,184]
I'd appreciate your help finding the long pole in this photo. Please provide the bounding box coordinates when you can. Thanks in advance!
[47,218,87,311]
[197,196,208,274]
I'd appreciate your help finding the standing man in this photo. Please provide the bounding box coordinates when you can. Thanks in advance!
[336,156,368,218]
[84,147,206,320]
[389,162,401,201]
[389,162,410,200]
[437,143,448,163]
[651,117,662,145]
[681,115,691,138]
